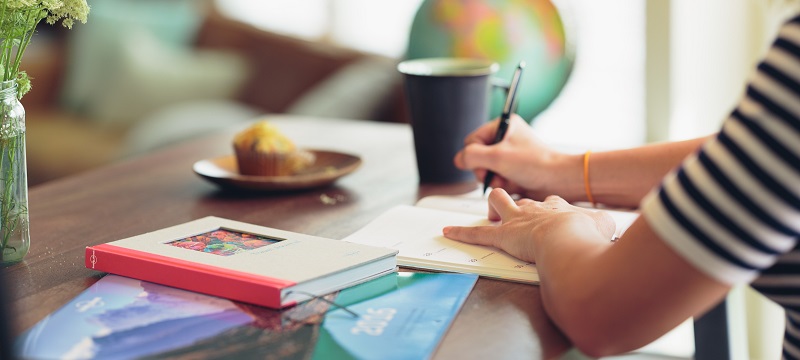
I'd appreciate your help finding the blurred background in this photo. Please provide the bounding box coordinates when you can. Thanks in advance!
[21,0,643,187]
[18,1,796,357]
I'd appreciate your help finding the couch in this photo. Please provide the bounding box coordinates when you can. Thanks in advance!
[23,0,406,186]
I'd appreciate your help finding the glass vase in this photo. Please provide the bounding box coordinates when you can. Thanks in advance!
[0,80,29,266]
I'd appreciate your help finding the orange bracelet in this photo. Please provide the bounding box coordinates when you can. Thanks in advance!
[583,150,597,207]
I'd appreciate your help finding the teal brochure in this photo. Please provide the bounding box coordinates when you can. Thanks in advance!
[312,272,478,360]
[17,272,477,359]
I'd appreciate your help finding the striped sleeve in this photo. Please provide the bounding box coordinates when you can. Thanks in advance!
[640,15,800,285]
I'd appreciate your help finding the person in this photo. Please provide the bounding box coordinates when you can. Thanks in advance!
[442,13,800,358]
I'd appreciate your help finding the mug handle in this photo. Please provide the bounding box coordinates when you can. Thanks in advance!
[491,77,511,91]
[489,77,512,120]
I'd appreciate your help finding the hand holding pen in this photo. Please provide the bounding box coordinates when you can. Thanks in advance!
[483,61,525,195]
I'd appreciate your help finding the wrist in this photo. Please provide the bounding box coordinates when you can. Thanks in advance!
[535,152,586,202]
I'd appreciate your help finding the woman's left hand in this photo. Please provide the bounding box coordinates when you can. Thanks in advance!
[443,188,616,263]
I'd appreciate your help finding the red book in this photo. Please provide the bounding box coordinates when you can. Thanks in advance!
[85,216,397,309]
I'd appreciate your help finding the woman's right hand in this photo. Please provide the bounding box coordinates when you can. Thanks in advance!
[454,114,583,201]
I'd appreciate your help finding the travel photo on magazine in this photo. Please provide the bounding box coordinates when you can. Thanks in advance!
[17,272,478,359]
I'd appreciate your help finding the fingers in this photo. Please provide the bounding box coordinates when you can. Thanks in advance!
[488,196,533,221]
[463,115,525,146]
[444,189,520,247]
[544,195,562,202]
[488,203,501,221]
[457,114,533,171]
[516,198,536,206]
[463,118,501,146]
[442,225,498,247]
[455,118,503,170]
[456,142,498,171]
[487,188,518,220]
[453,149,487,183]
[454,149,467,169]
[542,195,568,208]
[452,141,509,192]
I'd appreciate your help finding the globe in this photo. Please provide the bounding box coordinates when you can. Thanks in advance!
[406,0,575,123]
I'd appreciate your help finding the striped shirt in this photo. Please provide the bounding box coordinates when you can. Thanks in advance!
[640,15,800,359]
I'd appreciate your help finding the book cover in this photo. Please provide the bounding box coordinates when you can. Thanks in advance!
[84,216,398,309]
[17,272,477,360]
[344,190,640,284]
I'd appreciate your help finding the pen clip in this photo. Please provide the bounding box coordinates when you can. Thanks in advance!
[502,61,525,116]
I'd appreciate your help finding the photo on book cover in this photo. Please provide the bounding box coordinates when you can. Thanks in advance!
[166,228,282,256]
[17,272,477,360]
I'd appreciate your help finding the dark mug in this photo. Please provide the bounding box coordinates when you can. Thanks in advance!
[398,57,502,183]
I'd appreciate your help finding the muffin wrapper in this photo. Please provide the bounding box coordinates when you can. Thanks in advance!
[234,148,315,176]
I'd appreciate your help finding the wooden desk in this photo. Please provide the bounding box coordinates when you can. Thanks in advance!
[6,115,571,359]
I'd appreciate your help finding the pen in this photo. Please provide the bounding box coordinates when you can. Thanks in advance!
[483,61,525,195]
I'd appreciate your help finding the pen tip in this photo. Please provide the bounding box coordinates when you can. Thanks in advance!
[519,61,526,69]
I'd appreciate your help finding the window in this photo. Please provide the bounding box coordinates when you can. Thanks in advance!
[214,0,422,58]
[215,0,646,151]
[533,0,645,150]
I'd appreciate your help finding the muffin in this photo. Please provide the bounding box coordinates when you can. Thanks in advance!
[233,121,314,176]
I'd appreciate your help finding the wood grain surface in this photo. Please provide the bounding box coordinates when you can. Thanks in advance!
[5,115,571,359]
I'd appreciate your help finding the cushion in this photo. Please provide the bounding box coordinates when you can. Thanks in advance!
[60,0,250,125]
[285,57,399,121]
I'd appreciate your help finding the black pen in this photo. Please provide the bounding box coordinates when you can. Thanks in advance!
[483,61,525,195]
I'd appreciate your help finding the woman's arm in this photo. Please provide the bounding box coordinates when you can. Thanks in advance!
[455,116,712,208]
[443,189,730,357]
[585,136,711,207]
[534,212,729,356]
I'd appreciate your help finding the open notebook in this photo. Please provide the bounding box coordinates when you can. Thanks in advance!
[344,189,640,284]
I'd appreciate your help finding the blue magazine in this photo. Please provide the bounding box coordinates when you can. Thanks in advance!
[17,272,477,359]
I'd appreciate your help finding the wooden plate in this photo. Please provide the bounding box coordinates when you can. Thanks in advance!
[193,150,362,192]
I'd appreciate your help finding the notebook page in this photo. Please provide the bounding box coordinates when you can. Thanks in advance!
[343,205,538,283]
[415,190,640,239]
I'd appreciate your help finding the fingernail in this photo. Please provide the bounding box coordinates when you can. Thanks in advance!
[442,226,451,235]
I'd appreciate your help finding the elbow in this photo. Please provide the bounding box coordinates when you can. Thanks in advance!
[570,335,628,358]
[557,317,654,358]
[558,319,622,358]
[556,308,669,358]
[547,297,640,357]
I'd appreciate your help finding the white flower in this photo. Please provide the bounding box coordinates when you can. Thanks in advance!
[45,0,89,28]
[0,0,89,97]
